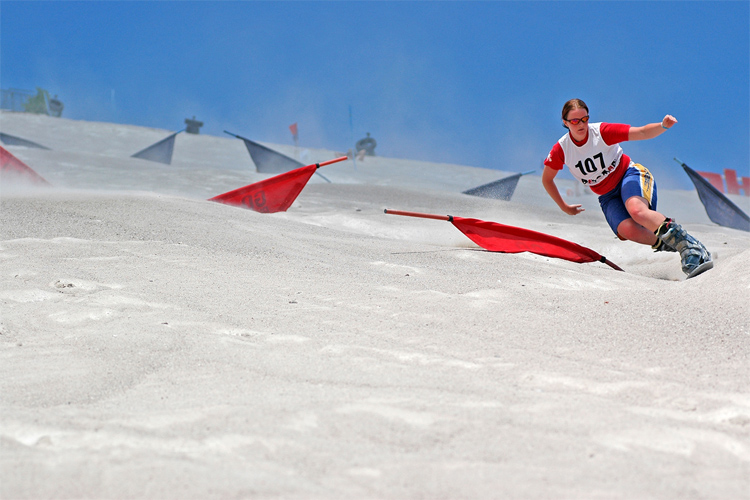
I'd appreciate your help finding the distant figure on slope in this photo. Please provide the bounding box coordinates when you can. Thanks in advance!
[542,98,712,278]
[355,132,377,160]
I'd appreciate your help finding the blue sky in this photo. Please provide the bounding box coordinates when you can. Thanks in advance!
[2,1,748,189]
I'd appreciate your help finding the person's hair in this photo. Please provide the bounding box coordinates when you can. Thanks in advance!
[562,99,588,121]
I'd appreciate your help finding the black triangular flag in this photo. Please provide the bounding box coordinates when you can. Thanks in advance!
[225,131,302,174]
[678,159,749,232]
[0,132,50,150]
[463,171,533,201]
[131,131,179,165]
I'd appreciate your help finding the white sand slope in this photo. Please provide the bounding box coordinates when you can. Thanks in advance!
[1,111,749,499]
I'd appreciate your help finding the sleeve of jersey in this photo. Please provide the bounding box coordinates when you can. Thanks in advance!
[600,123,631,145]
[543,142,565,170]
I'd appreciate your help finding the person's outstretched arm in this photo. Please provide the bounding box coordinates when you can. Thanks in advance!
[628,114,677,141]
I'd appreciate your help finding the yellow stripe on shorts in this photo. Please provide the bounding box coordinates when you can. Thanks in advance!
[632,162,654,205]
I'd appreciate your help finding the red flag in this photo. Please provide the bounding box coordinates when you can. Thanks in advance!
[384,210,622,271]
[209,163,317,213]
[289,123,299,142]
[0,146,50,185]
[209,155,348,213]
[452,216,605,263]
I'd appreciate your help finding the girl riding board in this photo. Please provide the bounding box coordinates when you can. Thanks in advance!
[542,99,713,278]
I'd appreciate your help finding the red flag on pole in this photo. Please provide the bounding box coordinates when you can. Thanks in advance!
[384,209,622,270]
[289,123,299,143]
[452,216,609,263]
[209,156,347,213]
[0,146,50,185]
[210,164,316,213]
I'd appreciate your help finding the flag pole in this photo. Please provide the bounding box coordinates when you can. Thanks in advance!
[349,105,357,171]
[384,209,453,221]
[311,156,347,184]
[317,156,349,168]
[224,130,243,139]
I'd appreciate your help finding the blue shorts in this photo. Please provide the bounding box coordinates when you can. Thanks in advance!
[598,163,658,236]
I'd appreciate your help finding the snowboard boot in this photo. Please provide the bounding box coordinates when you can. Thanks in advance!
[651,238,677,253]
[655,218,713,278]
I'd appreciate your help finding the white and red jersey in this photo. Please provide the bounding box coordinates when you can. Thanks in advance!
[544,122,631,195]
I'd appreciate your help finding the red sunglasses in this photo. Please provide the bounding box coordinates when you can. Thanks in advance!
[565,115,590,125]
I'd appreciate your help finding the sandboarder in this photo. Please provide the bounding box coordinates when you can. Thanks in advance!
[542,98,712,278]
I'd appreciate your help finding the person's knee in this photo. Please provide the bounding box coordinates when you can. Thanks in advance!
[625,197,650,223]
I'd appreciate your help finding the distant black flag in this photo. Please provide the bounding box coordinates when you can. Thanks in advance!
[224,130,330,182]
[462,171,534,201]
[225,130,302,173]
[131,131,180,165]
[0,132,50,150]
[675,158,750,232]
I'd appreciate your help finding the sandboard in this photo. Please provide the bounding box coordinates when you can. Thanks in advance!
[686,260,713,279]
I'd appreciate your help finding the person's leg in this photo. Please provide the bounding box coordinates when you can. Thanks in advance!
[621,163,664,231]
[619,164,675,252]
[620,196,678,252]
[600,185,634,240]
[624,195,666,233]
[603,166,662,245]
[615,216,659,245]
[600,183,659,245]
[623,164,712,275]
